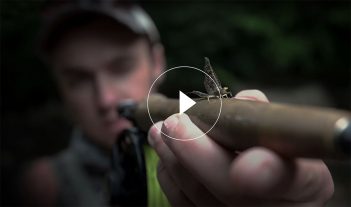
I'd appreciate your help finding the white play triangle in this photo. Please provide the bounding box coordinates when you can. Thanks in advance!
[179,91,196,114]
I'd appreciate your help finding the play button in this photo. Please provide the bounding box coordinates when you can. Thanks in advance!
[179,91,196,114]
[146,65,223,141]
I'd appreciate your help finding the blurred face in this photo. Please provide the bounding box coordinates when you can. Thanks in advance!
[51,20,163,150]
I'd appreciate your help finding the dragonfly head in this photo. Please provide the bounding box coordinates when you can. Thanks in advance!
[221,87,233,98]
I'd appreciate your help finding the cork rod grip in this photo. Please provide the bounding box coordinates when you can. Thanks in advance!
[133,94,351,160]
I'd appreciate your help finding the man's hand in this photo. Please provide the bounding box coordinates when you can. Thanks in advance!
[147,90,334,206]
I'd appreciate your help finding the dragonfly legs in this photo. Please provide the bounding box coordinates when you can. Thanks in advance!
[187,91,221,102]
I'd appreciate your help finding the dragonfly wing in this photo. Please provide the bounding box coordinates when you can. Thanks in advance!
[203,57,222,95]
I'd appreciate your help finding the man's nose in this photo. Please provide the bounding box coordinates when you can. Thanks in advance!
[95,78,119,111]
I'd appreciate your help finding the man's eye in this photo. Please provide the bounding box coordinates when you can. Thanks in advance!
[110,62,135,76]
[65,75,91,88]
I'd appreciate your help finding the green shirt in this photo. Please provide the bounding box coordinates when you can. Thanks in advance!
[144,145,171,207]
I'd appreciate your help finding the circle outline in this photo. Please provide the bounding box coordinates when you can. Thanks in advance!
[147,66,223,141]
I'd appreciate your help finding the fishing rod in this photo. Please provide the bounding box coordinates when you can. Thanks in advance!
[118,94,350,161]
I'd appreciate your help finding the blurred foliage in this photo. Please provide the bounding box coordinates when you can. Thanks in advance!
[145,1,350,108]
[144,2,350,85]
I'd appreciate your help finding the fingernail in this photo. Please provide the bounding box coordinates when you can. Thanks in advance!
[163,114,179,133]
[234,95,259,101]
[148,126,159,147]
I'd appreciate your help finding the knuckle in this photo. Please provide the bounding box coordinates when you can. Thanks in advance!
[316,163,334,204]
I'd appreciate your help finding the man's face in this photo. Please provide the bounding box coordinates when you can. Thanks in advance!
[51,20,163,150]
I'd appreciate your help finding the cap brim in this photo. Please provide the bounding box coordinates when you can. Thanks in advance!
[39,5,159,59]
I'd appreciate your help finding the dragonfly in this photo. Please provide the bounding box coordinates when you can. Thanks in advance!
[189,57,233,101]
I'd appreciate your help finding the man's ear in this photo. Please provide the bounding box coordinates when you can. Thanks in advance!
[151,43,165,82]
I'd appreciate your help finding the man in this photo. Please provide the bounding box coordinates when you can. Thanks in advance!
[22,1,166,206]
[22,1,334,206]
